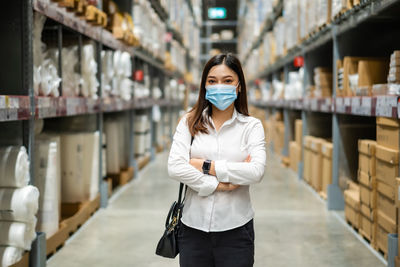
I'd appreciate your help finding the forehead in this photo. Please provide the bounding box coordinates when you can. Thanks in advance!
[208,64,238,79]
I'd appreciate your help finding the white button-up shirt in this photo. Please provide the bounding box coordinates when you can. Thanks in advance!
[168,108,266,232]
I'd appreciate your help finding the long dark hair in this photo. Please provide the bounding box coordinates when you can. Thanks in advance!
[187,53,249,136]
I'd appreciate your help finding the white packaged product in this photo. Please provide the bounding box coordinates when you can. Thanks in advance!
[60,133,84,203]
[82,132,99,201]
[0,146,30,188]
[0,221,37,250]
[61,46,81,97]
[0,246,24,267]
[34,136,61,238]
[81,44,99,98]
[0,186,39,223]
[105,121,120,174]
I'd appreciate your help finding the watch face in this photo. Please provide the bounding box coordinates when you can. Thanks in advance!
[203,160,211,171]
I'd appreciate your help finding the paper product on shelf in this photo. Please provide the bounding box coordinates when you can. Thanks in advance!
[0,221,37,250]
[0,186,39,223]
[134,115,150,157]
[0,246,24,267]
[60,132,100,203]
[105,120,120,174]
[34,136,61,238]
[82,132,99,201]
[81,44,99,99]
[60,133,84,203]
[0,146,30,188]
[101,50,114,98]
[284,69,304,100]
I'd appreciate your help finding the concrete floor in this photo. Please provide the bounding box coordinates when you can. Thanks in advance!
[47,151,385,267]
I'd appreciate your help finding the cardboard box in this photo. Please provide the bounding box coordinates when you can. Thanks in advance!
[344,188,361,210]
[303,136,313,183]
[395,256,400,267]
[376,144,399,188]
[295,120,303,148]
[377,210,397,233]
[360,184,376,208]
[377,224,389,254]
[396,177,400,207]
[358,140,376,176]
[377,180,396,201]
[289,141,301,172]
[358,59,389,88]
[377,191,397,224]
[360,214,375,243]
[358,170,376,189]
[361,203,375,220]
[376,117,400,150]
[322,142,333,196]
[311,138,324,191]
[345,203,360,229]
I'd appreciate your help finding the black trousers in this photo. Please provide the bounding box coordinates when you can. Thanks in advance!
[178,220,255,267]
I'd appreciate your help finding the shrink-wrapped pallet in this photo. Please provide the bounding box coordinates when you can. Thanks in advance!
[0,186,39,223]
[82,132,99,201]
[34,136,61,238]
[105,121,120,174]
[0,246,24,267]
[0,147,30,188]
[0,221,36,250]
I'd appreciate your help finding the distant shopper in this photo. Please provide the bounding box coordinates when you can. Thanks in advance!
[168,53,266,267]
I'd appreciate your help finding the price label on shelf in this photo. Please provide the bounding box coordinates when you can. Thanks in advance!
[376,96,397,117]
[335,98,345,113]
[344,97,351,107]
[0,96,5,109]
[311,99,318,110]
[351,97,361,114]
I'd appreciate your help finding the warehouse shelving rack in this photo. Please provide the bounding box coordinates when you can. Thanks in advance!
[0,0,200,266]
[247,0,400,212]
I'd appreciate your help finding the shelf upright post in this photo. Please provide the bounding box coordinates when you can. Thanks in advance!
[20,0,46,265]
[96,40,107,208]
[130,57,138,179]
[299,53,308,180]
[149,65,156,161]
[282,65,291,157]
[57,24,63,96]
[328,25,344,210]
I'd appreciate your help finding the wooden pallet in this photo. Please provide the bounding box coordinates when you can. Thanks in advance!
[346,220,359,232]
[281,156,290,167]
[358,228,373,245]
[319,191,327,200]
[46,194,101,258]
[138,155,151,170]
[156,144,164,153]
[109,167,135,188]
[10,252,29,267]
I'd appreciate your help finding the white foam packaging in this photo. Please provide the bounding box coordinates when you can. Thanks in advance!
[0,221,37,250]
[0,146,30,188]
[0,186,39,223]
[0,246,24,267]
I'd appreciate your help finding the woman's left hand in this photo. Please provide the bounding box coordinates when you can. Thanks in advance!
[189,158,204,172]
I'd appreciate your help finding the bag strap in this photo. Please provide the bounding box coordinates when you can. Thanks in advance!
[177,135,194,207]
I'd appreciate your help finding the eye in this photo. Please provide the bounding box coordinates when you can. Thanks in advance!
[225,79,233,84]
[208,80,216,84]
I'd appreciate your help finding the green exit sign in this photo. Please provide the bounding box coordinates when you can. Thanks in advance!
[208,7,227,19]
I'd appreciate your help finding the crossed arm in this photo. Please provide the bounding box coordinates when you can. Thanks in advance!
[167,116,266,197]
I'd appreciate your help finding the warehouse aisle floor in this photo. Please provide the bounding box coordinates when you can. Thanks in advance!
[47,151,385,267]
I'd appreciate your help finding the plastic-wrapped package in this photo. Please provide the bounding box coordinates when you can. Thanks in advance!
[0,221,37,250]
[0,246,24,267]
[101,50,114,98]
[82,132,99,201]
[81,44,99,99]
[105,120,120,174]
[34,136,61,238]
[62,46,81,97]
[0,186,39,223]
[0,146,30,188]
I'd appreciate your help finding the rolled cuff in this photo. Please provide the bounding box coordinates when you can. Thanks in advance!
[215,160,229,183]
[198,175,219,197]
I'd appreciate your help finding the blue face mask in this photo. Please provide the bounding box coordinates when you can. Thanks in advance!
[205,84,239,111]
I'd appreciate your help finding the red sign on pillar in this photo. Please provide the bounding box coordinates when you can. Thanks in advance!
[135,70,144,81]
[293,56,304,67]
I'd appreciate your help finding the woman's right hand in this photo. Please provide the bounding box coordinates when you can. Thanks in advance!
[216,182,240,192]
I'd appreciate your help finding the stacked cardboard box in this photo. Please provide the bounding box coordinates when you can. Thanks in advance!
[376,117,400,254]
[321,141,333,199]
[357,140,377,245]
[388,51,400,84]
[314,67,332,98]
[310,137,324,192]
[344,181,361,229]
[289,120,303,172]
[271,113,285,156]
[303,136,313,184]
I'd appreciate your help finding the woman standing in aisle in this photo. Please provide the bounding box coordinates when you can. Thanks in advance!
[168,53,266,267]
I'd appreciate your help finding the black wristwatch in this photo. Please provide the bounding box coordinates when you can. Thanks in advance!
[202,160,212,175]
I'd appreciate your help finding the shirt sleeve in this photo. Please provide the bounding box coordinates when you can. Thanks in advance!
[168,115,219,197]
[214,119,266,185]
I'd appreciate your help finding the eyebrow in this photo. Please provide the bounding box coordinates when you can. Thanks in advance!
[207,75,234,79]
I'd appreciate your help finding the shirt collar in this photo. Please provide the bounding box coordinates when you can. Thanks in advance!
[203,107,249,125]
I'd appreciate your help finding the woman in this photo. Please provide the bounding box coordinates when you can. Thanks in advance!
[168,53,266,267]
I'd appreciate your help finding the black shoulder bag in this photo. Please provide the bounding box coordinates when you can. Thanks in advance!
[155,136,193,258]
